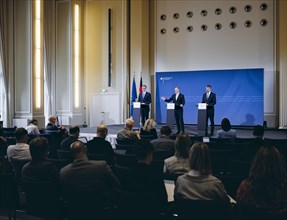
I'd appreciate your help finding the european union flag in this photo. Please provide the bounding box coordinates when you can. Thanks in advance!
[130,75,137,116]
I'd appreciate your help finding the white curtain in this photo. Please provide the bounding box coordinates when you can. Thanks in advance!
[43,0,54,121]
[0,0,10,127]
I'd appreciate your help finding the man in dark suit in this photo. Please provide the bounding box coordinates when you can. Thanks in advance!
[161,86,185,134]
[22,137,59,183]
[202,84,216,136]
[87,124,115,165]
[60,141,119,204]
[138,85,152,126]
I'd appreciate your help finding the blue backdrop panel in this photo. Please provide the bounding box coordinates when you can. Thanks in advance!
[156,69,264,126]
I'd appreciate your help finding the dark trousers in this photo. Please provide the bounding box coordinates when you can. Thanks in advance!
[206,109,215,136]
[175,108,184,133]
[141,106,150,126]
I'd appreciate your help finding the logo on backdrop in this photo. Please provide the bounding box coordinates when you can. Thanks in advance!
[160,77,173,84]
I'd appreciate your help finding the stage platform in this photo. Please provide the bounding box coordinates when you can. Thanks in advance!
[80,124,287,140]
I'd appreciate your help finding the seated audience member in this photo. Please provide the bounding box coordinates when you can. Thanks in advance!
[22,137,59,183]
[125,139,167,207]
[164,133,191,174]
[151,126,174,152]
[26,119,40,135]
[46,115,59,131]
[140,118,158,139]
[216,118,236,139]
[239,125,265,161]
[117,118,139,140]
[175,142,229,202]
[87,124,115,165]
[6,128,31,162]
[60,125,80,151]
[60,141,119,203]
[236,146,287,214]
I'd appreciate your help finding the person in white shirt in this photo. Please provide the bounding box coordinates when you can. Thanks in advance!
[7,127,31,162]
[26,119,40,135]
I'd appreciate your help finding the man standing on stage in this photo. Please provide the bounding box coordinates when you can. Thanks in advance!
[202,84,216,136]
[161,86,185,134]
[138,85,152,126]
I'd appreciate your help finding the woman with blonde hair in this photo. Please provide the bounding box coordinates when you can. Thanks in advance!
[140,118,158,139]
[174,142,229,202]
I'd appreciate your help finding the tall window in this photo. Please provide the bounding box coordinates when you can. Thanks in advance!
[74,3,80,108]
[0,60,5,126]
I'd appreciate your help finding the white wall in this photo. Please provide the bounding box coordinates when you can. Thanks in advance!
[155,0,277,126]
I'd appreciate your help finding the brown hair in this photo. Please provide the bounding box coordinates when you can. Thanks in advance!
[174,133,191,159]
[189,142,212,175]
[249,146,287,188]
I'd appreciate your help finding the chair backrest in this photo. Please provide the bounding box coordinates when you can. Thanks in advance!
[47,158,70,170]
[62,190,107,219]
[57,149,73,160]
[115,151,137,167]
[115,143,137,154]
[114,164,133,187]
[140,134,156,141]
[0,173,19,209]
[21,179,60,217]
[10,158,30,183]
[116,138,136,145]
[153,150,174,160]
[174,197,234,219]
[237,204,287,220]
[87,153,106,161]
[115,188,162,219]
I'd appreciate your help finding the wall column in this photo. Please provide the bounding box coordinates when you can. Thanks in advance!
[278,0,287,128]
[13,0,45,128]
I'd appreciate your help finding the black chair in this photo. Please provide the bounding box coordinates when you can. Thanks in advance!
[214,174,246,199]
[140,134,156,141]
[115,152,137,167]
[174,197,234,219]
[190,136,203,143]
[116,138,136,145]
[153,150,174,160]
[3,127,17,138]
[114,164,133,187]
[229,160,251,176]
[0,173,19,220]
[10,158,30,185]
[235,137,255,143]
[87,153,107,161]
[115,143,136,154]
[47,158,70,170]
[151,159,164,174]
[21,179,62,218]
[57,149,73,161]
[62,190,113,219]
[237,204,287,220]
[115,188,163,219]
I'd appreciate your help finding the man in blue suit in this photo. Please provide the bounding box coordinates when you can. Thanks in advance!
[202,84,216,136]
[161,86,185,134]
[138,85,152,126]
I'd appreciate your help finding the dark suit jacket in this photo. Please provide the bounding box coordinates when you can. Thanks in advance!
[125,163,168,208]
[138,92,151,109]
[87,137,115,165]
[202,92,216,110]
[22,159,59,183]
[60,159,120,194]
[60,136,78,151]
[151,136,175,152]
[165,93,185,109]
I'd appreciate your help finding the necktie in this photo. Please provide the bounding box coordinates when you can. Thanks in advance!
[206,92,210,99]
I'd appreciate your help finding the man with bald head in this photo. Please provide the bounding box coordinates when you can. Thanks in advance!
[60,141,119,200]
[117,118,139,140]
[87,124,114,165]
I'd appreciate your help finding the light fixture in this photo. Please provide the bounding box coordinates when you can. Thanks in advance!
[74,3,80,108]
